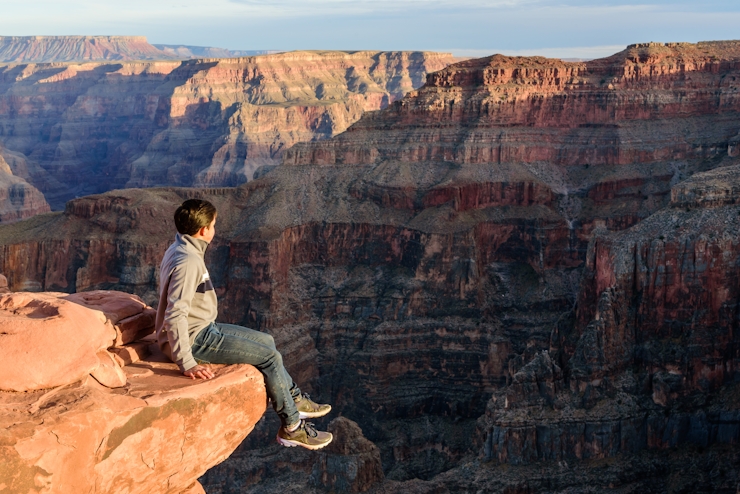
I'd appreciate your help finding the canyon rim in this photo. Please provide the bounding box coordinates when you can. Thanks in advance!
[0,40,456,214]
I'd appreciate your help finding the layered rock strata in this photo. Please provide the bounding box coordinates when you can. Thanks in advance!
[0,50,456,209]
[476,165,740,478]
[1,41,740,491]
[0,290,266,493]
[287,40,740,165]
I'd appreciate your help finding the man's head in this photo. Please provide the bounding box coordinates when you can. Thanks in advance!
[174,199,217,241]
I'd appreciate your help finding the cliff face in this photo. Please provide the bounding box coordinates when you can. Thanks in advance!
[574,164,740,401]
[0,50,456,209]
[474,164,740,489]
[0,36,180,62]
[1,41,740,491]
[283,41,740,235]
[287,41,740,168]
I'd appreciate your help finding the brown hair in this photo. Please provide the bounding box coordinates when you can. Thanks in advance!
[174,199,217,235]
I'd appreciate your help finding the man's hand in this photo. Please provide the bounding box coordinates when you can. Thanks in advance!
[183,364,215,380]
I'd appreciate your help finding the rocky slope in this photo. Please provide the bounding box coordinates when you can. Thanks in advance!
[0,36,179,63]
[0,144,50,222]
[0,50,455,209]
[0,41,739,492]
[0,290,266,493]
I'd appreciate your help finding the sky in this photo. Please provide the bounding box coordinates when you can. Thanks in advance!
[0,0,738,59]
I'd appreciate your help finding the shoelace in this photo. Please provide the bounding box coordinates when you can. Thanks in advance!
[301,421,318,438]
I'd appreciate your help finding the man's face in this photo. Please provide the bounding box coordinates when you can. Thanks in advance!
[202,215,217,243]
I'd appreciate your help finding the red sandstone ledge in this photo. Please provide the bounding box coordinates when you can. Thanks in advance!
[0,291,266,494]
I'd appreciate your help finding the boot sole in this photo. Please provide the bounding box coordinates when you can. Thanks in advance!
[276,434,333,450]
[298,405,332,419]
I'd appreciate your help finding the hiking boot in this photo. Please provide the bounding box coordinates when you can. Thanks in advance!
[277,421,333,450]
[295,393,331,419]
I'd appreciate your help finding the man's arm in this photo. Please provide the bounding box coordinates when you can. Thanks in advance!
[163,261,201,372]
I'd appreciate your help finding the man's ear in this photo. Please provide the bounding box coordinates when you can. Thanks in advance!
[193,225,206,238]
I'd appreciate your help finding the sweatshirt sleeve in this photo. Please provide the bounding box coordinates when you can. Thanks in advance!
[162,260,201,372]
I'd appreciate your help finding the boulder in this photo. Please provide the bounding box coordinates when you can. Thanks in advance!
[0,292,115,391]
[65,290,156,345]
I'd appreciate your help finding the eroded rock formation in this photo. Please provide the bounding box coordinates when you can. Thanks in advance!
[0,290,266,493]
[0,145,50,223]
[0,50,456,209]
[1,41,740,492]
[459,165,740,493]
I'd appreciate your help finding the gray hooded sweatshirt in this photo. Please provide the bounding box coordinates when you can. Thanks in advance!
[155,233,218,371]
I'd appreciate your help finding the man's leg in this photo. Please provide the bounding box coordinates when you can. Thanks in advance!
[214,323,301,402]
[191,322,300,427]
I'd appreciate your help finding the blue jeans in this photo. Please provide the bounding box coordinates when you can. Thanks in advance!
[191,322,301,427]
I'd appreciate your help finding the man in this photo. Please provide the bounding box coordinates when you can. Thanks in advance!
[155,198,332,450]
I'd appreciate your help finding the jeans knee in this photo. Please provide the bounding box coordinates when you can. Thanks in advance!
[264,333,275,349]
[264,348,284,368]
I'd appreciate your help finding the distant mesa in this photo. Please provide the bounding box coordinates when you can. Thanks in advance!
[153,44,281,59]
[0,35,176,62]
[0,35,278,63]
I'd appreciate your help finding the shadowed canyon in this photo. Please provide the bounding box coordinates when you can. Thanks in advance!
[1,40,740,493]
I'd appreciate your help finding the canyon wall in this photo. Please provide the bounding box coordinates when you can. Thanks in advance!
[467,164,740,493]
[0,50,456,212]
[1,41,739,491]
[481,149,740,481]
